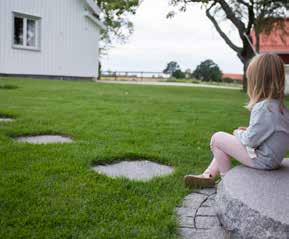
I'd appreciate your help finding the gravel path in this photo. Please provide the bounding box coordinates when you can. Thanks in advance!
[96,80,241,90]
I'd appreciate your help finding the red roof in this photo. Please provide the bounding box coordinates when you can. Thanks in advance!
[251,20,289,53]
[222,73,243,81]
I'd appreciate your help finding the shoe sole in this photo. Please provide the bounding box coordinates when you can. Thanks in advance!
[184,175,215,189]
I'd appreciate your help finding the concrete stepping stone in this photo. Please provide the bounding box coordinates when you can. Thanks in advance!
[92,160,174,181]
[176,187,229,239]
[0,118,14,122]
[16,135,73,144]
[215,159,289,239]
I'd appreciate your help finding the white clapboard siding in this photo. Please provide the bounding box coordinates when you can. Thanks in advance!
[285,65,289,95]
[0,0,102,78]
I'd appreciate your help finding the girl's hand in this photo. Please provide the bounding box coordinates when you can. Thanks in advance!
[238,127,247,131]
[233,127,247,135]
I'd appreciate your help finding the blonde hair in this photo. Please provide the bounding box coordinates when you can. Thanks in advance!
[246,53,285,111]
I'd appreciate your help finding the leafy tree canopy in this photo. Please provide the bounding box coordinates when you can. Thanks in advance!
[96,0,141,43]
[167,0,289,89]
[193,59,222,82]
[163,61,181,75]
[172,69,186,79]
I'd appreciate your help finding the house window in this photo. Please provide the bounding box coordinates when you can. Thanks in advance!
[13,13,40,50]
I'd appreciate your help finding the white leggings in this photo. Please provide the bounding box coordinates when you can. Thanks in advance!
[204,131,256,177]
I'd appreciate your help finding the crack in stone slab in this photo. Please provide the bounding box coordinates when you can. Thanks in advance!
[177,187,228,239]
[196,215,218,218]
[193,195,211,228]
[194,190,217,228]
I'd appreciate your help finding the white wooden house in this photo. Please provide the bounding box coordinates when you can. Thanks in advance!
[0,0,105,79]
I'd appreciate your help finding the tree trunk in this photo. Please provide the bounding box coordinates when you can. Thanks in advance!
[240,39,256,92]
[242,61,249,92]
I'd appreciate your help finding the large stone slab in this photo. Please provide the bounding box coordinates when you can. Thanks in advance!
[215,160,289,239]
[92,160,174,181]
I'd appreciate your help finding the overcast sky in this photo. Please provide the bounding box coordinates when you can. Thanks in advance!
[101,0,244,74]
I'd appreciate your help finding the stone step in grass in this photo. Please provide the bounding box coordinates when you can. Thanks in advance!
[92,160,174,182]
[0,118,14,122]
[0,113,15,122]
[215,159,289,239]
[15,135,73,144]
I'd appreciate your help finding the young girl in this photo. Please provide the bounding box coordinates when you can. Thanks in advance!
[185,53,289,188]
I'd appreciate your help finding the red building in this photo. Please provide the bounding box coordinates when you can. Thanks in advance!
[223,21,289,84]
[251,20,289,64]
[222,73,243,83]
[251,21,289,94]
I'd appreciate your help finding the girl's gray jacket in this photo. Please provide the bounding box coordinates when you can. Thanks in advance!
[235,99,289,170]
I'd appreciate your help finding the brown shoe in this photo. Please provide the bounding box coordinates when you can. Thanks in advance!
[184,174,216,189]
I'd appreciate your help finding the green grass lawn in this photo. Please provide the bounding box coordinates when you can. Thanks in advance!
[0,78,253,239]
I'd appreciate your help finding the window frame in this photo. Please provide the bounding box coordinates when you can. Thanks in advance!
[12,12,41,51]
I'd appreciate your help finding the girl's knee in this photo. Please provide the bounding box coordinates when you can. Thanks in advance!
[210,131,227,150]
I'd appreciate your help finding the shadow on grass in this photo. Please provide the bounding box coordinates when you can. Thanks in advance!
[91,153,174,168]
[0,112,16,119]
[0,84,19,90]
